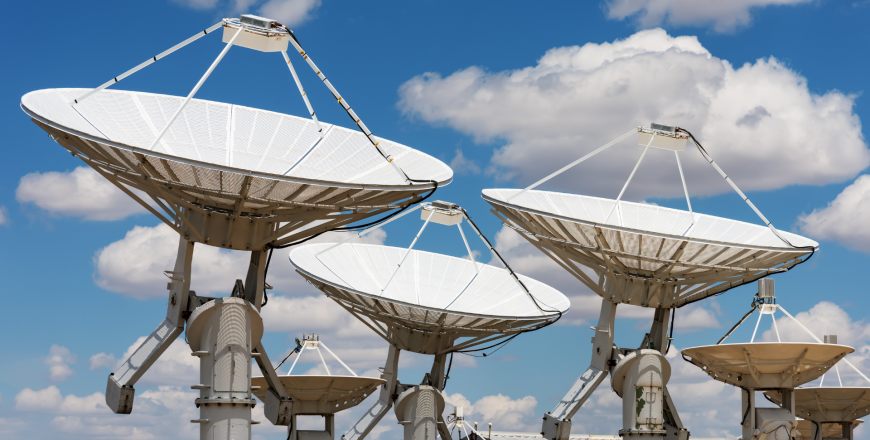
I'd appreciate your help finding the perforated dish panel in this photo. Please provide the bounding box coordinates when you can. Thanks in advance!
[23,89,452,186]
[483,189,817,308]
[289,243,569,336]
[22,89,452,248]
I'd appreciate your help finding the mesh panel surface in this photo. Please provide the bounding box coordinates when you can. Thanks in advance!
[23,89,452,185]
[290,243,569,333]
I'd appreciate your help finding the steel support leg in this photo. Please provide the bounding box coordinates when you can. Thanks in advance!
[542,299,617,440]
[343,345,401,440]
[106,237,194,414]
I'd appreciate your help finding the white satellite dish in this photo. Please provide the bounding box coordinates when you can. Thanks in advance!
[290,244,567,339]
[22,88,452,250]
[482,124,818,440]
[21,14,452,440]
[289,201,570,440]
[483,188,817,309]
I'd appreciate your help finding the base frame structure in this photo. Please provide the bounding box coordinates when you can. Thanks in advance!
[103,236,294,440]
[542,299,689,440]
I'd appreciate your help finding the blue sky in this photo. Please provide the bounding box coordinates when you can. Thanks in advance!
[3,1,870,439]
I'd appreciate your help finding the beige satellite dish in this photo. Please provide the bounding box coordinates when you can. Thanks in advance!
[682,343,853,390]
[765,387,870,423]
[794,419,863,440]
[251,375,385,414]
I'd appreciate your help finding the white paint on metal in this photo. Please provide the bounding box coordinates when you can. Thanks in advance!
[24,89,452,188]
[71,22,224,105]
[147,26,243,155]
[603,132,654,225]
[507,128,636,202]
[674,150,693,222]
[293,243,569,320]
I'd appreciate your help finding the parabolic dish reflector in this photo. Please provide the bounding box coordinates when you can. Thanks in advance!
[289,243,569,353]
[22,88,452,249]
[483,189,817,308]
[765,387,870,422]
[795,420,863,439]
[682,343,853,390]
[251,375,384,414]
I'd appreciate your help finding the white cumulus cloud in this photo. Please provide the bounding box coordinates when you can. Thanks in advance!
[45,345,76,382]
[93,223,386,299]
[174,0,322,27]
[170,0,219,10]
[444,392,539,432]
[15,386,63,412]
[798,175,870,253]
[605,0,814,33]
[16,167,146,221]
[399,29,868,201]
[0,205,8,226]
[259,0,322,27]
[450,149,482,175]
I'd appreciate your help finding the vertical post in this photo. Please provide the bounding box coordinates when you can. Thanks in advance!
[189,298,263,440]
[779,389,795,415]
[146,26,242,153]
[742,389,756,440]
[843,421,854,440]
[244,249,268,310]
[648,308,671,353]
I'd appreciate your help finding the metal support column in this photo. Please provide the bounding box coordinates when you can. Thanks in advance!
[106,236,195,414]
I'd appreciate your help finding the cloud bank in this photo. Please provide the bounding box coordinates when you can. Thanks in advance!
[605,0,814,33]
[399,29,868,201]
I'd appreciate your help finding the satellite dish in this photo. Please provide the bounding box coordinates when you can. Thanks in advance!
[289,201,570,440]
[765,387,870,423]
[22,88,452,249]
[250,334,386,440]
[483,189,817,308]
[20,14,453,440]
[794,419,864,440]
[482,124,819,440]
[681,343,853,389]
[290,243,568,350]
[251,375,385,413]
